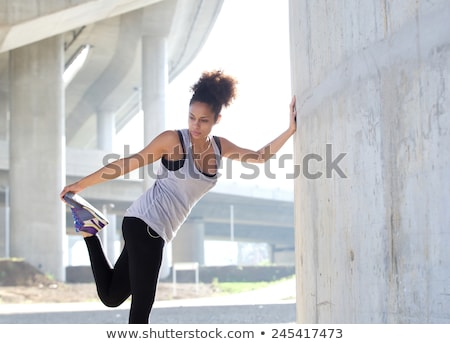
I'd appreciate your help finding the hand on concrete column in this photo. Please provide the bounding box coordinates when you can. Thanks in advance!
[288,95,297,134]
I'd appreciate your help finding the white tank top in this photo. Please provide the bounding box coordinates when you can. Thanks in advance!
[124,129,221,242]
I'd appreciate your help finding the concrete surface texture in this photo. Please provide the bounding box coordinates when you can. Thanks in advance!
[289,1,450,323]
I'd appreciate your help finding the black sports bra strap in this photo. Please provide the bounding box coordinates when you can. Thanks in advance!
[177,130,186,156]
[213,136,221,155]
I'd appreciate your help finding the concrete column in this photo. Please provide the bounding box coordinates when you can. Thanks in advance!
[0,89,8,141]
[95,111,118,265]
[98,205,117,264]
[96,109,115,152]
[141,35,167,187]
[172,218,205,265]
[9,35,66,281]
[141,32,166,176]
[141,35,171,278]
[0,203,6,257]
[142,35,167,132]
[290,0,450,323]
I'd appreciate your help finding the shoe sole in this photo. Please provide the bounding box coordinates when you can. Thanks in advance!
[63,192,109,234]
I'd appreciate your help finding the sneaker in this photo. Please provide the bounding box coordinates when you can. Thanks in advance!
[63,192,109,235]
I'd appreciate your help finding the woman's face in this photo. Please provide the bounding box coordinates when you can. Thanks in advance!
[188,101,220,140]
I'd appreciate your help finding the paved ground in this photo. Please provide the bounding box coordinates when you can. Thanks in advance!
[0,278,296,324]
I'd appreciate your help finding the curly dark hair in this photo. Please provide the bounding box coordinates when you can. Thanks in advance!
[190,70,238,120]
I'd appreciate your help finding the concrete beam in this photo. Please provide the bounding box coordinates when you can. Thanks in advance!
[0,0,163,53]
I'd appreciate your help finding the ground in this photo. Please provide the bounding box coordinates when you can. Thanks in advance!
[0,259,220,304]
[0,282,219,304]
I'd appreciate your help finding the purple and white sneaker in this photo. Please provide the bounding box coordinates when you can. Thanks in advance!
[63,192,109,235]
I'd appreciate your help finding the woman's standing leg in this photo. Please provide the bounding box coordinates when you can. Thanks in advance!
[122,217,165,324]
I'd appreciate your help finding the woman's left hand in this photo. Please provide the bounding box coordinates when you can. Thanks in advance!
[289,95,297,134]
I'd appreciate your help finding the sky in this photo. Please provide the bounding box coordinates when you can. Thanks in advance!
[115,0,294,194]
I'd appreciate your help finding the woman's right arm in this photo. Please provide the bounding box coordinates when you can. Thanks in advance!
[60,130,177,199]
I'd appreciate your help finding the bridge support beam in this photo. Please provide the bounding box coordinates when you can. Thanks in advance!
[9,35,66,281]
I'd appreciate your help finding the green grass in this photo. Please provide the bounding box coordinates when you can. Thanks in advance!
[215,281,271,294]
[213,275,294,295]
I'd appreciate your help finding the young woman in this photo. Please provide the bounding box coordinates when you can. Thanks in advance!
[60,70,297,324]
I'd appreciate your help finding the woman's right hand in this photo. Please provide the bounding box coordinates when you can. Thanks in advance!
[60,182,84,201]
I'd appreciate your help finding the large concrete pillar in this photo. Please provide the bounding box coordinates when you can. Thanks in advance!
[96,110,118,264]
[141,35,169,277]
[141,35,167,183]
[9,35,66,281]
[97,109,115,152]
[141,34,166,191]
[290,1,450,323]
[99,205,117,265]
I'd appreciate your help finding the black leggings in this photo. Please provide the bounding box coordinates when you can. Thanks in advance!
[84,216,165,324]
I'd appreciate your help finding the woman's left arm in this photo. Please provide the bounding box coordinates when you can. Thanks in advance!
[220,96,297,163]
